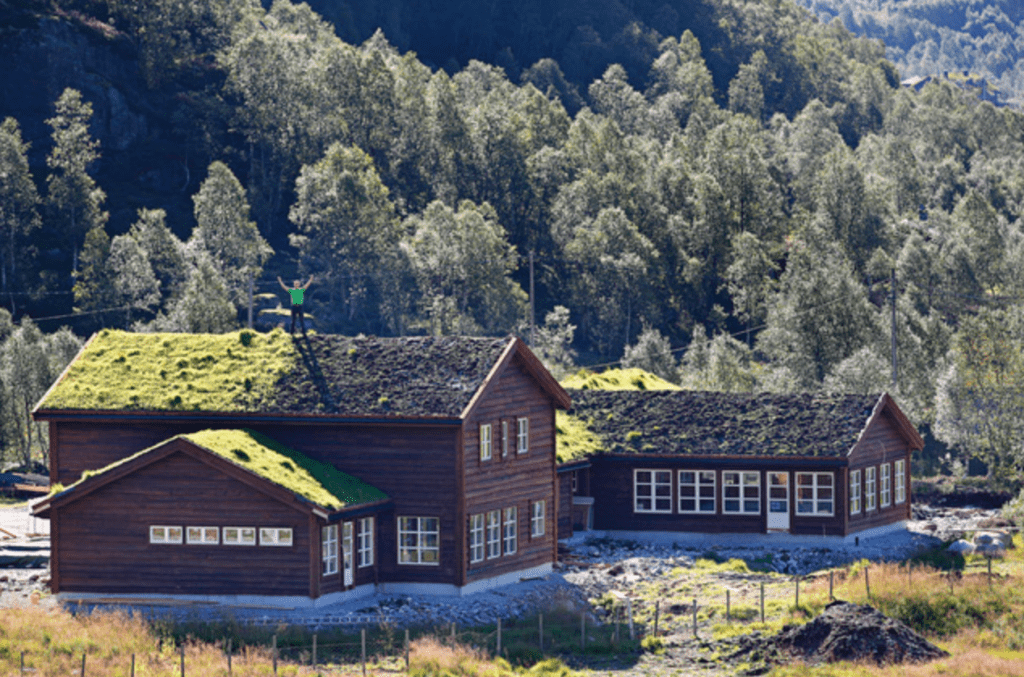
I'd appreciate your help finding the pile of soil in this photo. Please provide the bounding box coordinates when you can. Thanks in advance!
[770,601,949,666]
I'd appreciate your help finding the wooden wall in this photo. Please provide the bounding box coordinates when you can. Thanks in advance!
[847,410,913,533]
[557,472,573,540]
[462,354,557,584]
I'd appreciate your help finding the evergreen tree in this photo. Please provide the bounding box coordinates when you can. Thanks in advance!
[0,118,41,304]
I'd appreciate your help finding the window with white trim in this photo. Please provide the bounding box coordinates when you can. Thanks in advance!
[517,417,529,454]
[358,517,374,567]
[187,526,220,545]
[850,469,861,515]
[502,420,509,457]
[260,527,293,546]
[503,506,517,555]
[479,423,492,461]
[880,463,891,507]
[894,460,906,505]
[679,470,716,513]
[150,526,183,544]
[486,510,501,558]
[398,516,439,565]
[342,522,353,584]
[531,500,546,537]
[469,514,484,563]
[322,525,338,576]
[634,469,672,513]
[723,471,760,514]
[223,526,256,545]
[865,467,877,511]
[796,473,834,515]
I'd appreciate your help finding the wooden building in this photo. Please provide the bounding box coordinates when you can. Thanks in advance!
[557,390,922,540]
[31,330,570,606]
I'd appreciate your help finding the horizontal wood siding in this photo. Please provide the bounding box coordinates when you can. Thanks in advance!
[55,451,311,596]
[849,412,913,533]
[463,355,556,582]
[557,472,573,540]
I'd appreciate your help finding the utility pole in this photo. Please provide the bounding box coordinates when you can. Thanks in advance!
[529,250,536,346]
[890,268,897,391]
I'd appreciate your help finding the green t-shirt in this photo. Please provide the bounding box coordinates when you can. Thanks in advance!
[288,288,304,305]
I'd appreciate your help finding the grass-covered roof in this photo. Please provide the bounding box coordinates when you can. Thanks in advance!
[565,389,882,458]
[36,329,511,418]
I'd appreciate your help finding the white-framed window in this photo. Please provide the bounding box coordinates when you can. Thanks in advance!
[486,510,501,558]
[723,472,760,514]
[187,526,219,545]
[342,522,353,584]
[398,516,439,565]
[865,466,877,511]
[223,526,256,546]
[894,460,906,505]
[850,469,861,515]
[634,469,672,513]
[260,527,293,546]
[796,473,834,516]
[503,506,517,555]
[502,420,509,457]
[679,470,716,513]
[149,526,183,544]
[517,417,529,454]
[469,514,485,563]
[531,500,546,537]
[571,471,578,494]
[480,423,492,461]
[880,463,892,508]
[322,525,339,576]
[358,517,374,567]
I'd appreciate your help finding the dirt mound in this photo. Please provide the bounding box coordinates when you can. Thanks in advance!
[770,601,948,666]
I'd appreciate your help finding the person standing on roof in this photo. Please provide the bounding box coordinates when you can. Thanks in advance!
[278,275,314,335]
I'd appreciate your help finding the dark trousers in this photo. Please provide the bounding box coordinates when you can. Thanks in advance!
[290,305,306,334]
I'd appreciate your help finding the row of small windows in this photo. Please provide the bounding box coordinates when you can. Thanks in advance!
[850,460,906,515]
[466,501,546,565]
[634,470,835,516]
[479,418,529,461]
[149,526,292,546]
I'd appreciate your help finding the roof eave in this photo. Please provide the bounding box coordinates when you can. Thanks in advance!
[31,409,463,425]
[31,332,98,419]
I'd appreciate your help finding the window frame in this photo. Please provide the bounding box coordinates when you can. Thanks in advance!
[397,516,440,566]
[531,500,546,537]
[187,526,220,545]
[795,472,835,516]
[469,514,485,564]
[634,469,673,514]
[358,517,374,568]
[480,423,492,461]
[880,463,891,508]
[722,471,761,514]
[222,526,256,546]
[678,470,716,514]
[517,417,529,454]
[260,527,293,547]
[894,460,906,505]
[149,525,183,544]
[503,506,517,555]
[850,469,861,515]
[486,509,501,559]
[322,525,339,576]
[865,466,877,512]
[501,420,509,457]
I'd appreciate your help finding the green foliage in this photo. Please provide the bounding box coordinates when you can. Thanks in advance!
[0,118,41,295]
[560,368,680,392]
[621,325,680,384]
[554,411,606,463]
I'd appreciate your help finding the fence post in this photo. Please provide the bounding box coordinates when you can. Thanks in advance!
[614,606,619,644]
[988,557,993,588]
[692,598,698,638]
[405,629,410,669]
[539,613,544,652]
[451,622,456,644]
[580,612,585,651]
[131,653,135,677]
[312,634,317,667]
[272,634,277,675]
[654,600,659,637]
[829,570,834,600]
[227,639,232,674]
[81,653,85,677]
[795,575,799,607]
[627,598,634,640]
[865,566,871,600]
[497,618,502,656]
[726,589,730,622]
[361,628,367,677]
[20,651,24,675]
[760,582,765,623]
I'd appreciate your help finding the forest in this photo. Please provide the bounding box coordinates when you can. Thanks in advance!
[2,0,1024,490]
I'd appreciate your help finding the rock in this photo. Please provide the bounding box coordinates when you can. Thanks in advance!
[973,531,1012,550]
[978,517,1012,529]
[947,539,975,554]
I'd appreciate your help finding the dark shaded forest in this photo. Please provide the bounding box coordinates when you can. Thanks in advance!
[1,0,1024,484]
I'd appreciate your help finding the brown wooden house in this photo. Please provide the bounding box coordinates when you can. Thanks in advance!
[31,330,571,606]
[557,390,922,540]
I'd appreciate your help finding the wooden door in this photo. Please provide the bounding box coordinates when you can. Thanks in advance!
[342,522,354,587]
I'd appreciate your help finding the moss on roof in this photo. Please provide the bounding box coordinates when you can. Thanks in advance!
[37,330,512,417]
[555,411,607,463]
[561,368,681,392]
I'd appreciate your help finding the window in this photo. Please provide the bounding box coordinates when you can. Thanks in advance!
[850,469,861,515]
[486,510,501,558]
[880,463,891,508]
[480,423,492,461]
[398,516,439,565]
[187,526,219,545]
[469,514,484,563]
[723,472,760,514]
[517,417,529,454]
[571,471,578,494]
[502,420,509,457]
[894,460,906,505]
[322,525,338,575]
[342,522,353,585]
[865,467,877,511]
[503,506,517,555]
[358,517,374,567]
[634,469,672,513]
[531,500,546,537]
[223,527,256,545]
[150,526,182,544]
[679,470,716,513]
[796,473,834,515]
[260,528,293,546]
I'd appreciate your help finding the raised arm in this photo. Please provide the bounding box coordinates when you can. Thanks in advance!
[277,276,289,291]
[302,275,315,290]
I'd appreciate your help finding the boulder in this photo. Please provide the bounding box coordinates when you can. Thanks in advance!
[947,539,975,554]
[973,531,1013,550]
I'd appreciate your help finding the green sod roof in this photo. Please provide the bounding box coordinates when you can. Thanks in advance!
[560,368,681,392]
